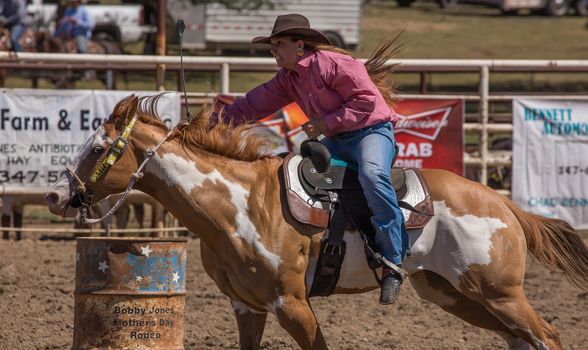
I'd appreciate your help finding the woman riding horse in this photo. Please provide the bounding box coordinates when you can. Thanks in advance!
[212,14,409,305]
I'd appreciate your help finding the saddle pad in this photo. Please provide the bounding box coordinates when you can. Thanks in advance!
[284,154,434,229]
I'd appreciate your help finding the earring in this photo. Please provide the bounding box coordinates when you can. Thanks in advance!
[296,47,304,57]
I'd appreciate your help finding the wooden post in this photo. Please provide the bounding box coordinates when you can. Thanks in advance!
[156,0,167,91]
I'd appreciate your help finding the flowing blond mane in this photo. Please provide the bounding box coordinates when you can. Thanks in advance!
[132,94,271,162]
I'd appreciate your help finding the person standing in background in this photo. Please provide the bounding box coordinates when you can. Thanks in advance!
[54,0,93,53]
[1,0,30,52]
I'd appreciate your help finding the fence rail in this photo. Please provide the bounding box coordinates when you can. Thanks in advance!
[2,52,588,192]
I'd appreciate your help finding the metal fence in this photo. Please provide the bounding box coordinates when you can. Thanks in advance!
[2,51,588,194]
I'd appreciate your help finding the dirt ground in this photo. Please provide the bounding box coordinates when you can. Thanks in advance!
[0,236,586,350]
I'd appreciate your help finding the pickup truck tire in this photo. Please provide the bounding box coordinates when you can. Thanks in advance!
[543,0,570,15]
[324,31,346,49]
[437,0,459,9]
[396,0,415,7]
[93,25,121,43]
[575,0,588,15]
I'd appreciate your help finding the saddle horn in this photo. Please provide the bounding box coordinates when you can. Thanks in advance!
[300,139,331,174]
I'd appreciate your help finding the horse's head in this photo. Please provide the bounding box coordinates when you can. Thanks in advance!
[45,95,142,217]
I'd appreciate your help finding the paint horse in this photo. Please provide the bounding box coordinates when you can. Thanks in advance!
[45,95,588,350]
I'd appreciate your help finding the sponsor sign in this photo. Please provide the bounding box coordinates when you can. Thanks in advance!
[258,100,464,174]
[393,99,464,174]
[0,89,180,190]
[512,99,588,229]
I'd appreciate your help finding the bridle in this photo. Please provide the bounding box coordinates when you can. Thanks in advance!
[66,114,174,224]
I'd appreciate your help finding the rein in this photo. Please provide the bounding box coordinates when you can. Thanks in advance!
[68,116,175,225]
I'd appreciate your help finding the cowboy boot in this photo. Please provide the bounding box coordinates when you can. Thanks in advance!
[379,267,403,305]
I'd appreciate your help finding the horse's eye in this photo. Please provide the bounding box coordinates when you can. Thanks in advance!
[93,146,105,154]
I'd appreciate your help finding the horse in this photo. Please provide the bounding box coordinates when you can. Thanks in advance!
[45,94,588,350]
[0,26,41,87]
[35,31,124,89]
[0,29,124,89]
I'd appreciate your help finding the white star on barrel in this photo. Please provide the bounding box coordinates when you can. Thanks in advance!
[140,245,153,257]
[172,271,180,283]
[136,275,143,282]
[98,260,109,273]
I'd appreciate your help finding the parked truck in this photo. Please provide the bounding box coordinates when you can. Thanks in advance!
[166,0,363,52]
[26,0,155,44]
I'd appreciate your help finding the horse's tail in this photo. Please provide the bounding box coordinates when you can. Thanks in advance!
[502,197,588,289]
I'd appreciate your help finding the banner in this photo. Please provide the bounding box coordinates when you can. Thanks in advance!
[0,89,180,190]
[257,99,464,174]
[512,99,588,229]
[392,99,464,175]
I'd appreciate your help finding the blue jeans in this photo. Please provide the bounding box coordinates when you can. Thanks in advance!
[10,24,24,52]
[76,35,89,53]
[321,122,408,265]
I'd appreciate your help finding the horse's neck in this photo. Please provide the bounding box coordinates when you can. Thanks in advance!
[132,124,271,246]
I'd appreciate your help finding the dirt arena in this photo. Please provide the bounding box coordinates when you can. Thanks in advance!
[0,236,586,350]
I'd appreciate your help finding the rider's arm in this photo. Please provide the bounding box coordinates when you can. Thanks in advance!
[219,69,294,125]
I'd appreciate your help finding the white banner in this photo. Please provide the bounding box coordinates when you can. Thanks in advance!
[0,89,180,190]
[512,99,588,229]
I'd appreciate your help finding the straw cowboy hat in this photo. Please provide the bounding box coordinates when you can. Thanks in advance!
[251,14,330,46]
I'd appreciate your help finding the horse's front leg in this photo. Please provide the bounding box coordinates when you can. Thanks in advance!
[274,295,328,350]
[230,300,268,350]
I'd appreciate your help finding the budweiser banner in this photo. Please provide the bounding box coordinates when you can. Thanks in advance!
[0,89,180,190]
[512,99,588,229]
[392,99,464,174]
[255,100,464,174]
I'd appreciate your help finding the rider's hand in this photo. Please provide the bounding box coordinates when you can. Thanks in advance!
[212,94,235,114]
[301,119,328,139]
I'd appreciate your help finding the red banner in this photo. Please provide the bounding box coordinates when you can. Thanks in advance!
[257,99,464,175]
[393,99,464,175]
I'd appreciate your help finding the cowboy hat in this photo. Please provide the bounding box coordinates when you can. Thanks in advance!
[251,14,330,46]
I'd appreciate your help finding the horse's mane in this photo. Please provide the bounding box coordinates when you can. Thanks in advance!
[129,94,270,162]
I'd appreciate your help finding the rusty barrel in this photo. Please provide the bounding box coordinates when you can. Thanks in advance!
[73,237,188,350]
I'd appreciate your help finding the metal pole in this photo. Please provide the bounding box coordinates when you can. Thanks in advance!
[479,65,490,185]
[221,63,230,94]
[156,0,167,91]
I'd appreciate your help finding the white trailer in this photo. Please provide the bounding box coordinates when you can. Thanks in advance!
[167,0,363,51]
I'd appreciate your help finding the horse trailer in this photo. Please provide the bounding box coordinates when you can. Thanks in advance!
[166,0,363,52]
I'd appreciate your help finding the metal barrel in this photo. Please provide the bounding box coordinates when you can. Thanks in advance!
[73,237,188,350]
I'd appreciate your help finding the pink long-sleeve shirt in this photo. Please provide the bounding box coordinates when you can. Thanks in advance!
[221,50,398,137]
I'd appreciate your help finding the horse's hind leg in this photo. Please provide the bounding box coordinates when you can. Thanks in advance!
[410,270,527,348]
[230,300,268,350]
[474,283,561,350]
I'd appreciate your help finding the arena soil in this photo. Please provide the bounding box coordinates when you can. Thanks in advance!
[0,236,586,350]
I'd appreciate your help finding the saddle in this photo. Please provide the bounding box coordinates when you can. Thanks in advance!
[282,140,434,296]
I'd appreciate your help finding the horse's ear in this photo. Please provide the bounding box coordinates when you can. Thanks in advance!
[123,95,139,125]
[111,95,139,128]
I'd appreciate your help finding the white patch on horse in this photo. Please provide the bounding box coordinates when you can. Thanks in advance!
[267,296,284,314]
[337,231,379,289]
[51,126,110,200]
[305,231,380,295]
[146,153,282,269]
[504,325,550,350]
[404,200,508,288]
[231,300,265,315]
